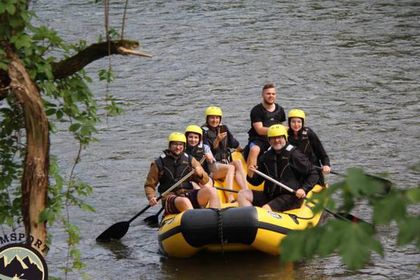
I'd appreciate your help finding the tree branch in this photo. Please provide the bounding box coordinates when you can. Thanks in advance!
[6,45,50,254]
[51,40,151,79]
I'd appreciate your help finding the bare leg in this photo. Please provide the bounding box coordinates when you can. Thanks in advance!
[212,163,235,202]
[237,189,254,207]
[262,204,272,211]
[247,145,260,176]
[197,186,221,209]
[231,159,248,190]
[174,197,193,212]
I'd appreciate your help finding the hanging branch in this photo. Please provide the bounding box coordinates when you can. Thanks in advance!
[121,0,129,40]
[50,40,151,80]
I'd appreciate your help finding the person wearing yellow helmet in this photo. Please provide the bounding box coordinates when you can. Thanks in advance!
[237,124,318,212]
[244,83,286,171]
[287,109,331,186]
[144,131,220,214]
[184,124,214,189]
[202,106,248,202]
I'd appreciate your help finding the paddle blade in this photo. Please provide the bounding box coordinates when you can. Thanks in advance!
[143,214,160,228]
[96,221,130,242]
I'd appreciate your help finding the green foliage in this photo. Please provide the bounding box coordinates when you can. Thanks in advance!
[0,1,122,278]
[280,170,420,270]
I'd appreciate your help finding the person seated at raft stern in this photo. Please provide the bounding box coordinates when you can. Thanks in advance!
[184,124,214,189]
[287,109,331,186]
[237,124,319,212]
[244,83,286,170]
[144,132,221,214]
[201,106,248,203]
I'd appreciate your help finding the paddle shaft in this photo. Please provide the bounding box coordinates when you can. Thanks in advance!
[252,169,362,223]
[130,168,197,223]
[214,186,239,193]
[315,165,391,183]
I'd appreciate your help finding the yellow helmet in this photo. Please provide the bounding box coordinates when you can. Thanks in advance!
[267,124,288,138]
[205,106,223,118]
[288,109,306,120]
[185,125,203,136]
[168,132,186,144]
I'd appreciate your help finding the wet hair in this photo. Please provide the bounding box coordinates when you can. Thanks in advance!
[262,83,275,92]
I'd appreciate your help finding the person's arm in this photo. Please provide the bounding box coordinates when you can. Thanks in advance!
[250,105,268,136]
[308,129,330,167]
[291,150,319,193]
[225,126,240,149]
[252,121,269,136]
[191,157,209,185]
[203,144,216,163]
[144,161,160,205]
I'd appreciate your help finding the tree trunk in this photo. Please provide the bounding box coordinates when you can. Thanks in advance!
[7,47,49,255]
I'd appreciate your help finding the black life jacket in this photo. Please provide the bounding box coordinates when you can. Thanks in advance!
[260,145,301,197]
[185,144,209,173]
[288,128,315,163]
[155,150,193,194]
[202,125,231,163]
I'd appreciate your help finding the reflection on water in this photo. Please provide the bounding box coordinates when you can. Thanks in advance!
[160,252,296,280]
[97,240,133,260]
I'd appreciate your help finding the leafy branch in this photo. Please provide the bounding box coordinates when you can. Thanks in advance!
[280,167,420,269]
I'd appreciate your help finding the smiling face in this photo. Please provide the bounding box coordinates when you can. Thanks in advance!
[187,133,200,147]
[169,141,185,155]
[262,87,276,106]
[206,115,221,128]
[290,117,303,132]
[268,136,286,151]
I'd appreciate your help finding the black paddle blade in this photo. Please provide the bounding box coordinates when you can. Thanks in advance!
[143,214,160,228]
[96,221,130,242]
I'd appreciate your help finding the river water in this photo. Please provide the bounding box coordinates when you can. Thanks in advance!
[30,0,420,279]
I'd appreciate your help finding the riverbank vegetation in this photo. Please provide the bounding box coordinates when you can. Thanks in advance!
[0,0,418,278]
[281,166,419,269]
[0,0,150,277]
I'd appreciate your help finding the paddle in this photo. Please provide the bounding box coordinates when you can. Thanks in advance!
[252,169,369,224]
[214,186,239,193]
[96,168,197,242]
[315,166,392,194]
[143,207,164,228]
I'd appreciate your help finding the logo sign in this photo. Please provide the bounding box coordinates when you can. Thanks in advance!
[268,210,282,219]
[0,243,48,280]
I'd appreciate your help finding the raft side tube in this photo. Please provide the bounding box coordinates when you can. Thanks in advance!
[181,207,259,247]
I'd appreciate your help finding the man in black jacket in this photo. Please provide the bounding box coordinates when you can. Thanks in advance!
[238,124,319,212]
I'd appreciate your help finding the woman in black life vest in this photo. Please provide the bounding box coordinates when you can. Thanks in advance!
[237,124,319,211]
[202,106,248,203]
[184,124,214,189]
[287,109,331,186]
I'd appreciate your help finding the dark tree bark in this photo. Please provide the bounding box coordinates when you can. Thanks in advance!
[51,40,151,79]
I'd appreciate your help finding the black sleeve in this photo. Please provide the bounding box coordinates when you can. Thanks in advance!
[308,129,330,167]
[225,126,240,149]
[250,104,264,123]
[278,105,286,123]
[290,149,319,192]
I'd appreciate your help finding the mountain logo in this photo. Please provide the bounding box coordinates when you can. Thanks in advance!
[0,243,48,280]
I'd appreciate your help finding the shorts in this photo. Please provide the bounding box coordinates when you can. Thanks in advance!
[252,191,303,212]
[164,189,201,214]
[249,139,270,151]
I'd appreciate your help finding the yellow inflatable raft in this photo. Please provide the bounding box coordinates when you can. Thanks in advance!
[158,152,325,257]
